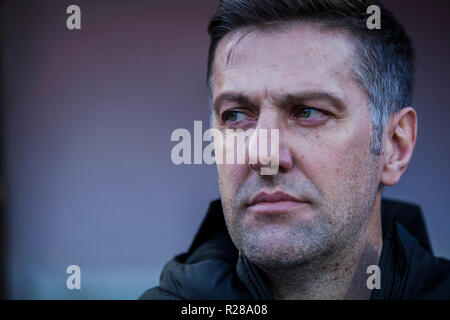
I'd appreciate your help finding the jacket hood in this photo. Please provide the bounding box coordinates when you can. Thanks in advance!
[152,200,247,299]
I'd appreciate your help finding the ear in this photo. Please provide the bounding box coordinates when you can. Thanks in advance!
[381,107,418,186]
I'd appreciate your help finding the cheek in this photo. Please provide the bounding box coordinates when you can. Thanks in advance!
[217,163,248,198]
[294,127,373,196]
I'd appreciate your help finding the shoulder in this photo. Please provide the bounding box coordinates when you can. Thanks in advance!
[395,223,450,299]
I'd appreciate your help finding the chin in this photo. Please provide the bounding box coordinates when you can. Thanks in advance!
[238,230,327,269]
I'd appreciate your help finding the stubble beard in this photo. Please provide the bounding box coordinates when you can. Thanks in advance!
[219,154,381,272]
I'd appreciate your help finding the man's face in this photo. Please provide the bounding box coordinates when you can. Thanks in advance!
[211,24,383,270]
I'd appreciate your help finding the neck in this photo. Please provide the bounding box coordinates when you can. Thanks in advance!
[260,193,383,300]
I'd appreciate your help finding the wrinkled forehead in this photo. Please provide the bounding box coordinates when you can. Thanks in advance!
[211,22,359,100]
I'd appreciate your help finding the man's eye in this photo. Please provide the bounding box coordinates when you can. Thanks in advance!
[223,110,248,123]
[293,107,325,119]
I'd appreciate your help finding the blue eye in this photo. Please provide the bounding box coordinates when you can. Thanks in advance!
[295,108,324,119]
[224,110,248,123]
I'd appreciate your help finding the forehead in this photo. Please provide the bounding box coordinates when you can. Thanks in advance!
[212,23,359,100]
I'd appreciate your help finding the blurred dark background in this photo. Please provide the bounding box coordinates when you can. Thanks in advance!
[1,0,449,299]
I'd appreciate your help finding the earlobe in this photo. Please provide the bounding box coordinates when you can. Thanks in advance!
[381,107,417,186]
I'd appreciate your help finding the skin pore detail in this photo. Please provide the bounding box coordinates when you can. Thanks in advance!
[212,23,385,300]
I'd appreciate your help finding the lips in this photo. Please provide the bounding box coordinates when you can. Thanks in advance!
[247,191,308,214]
[249,191,301,205]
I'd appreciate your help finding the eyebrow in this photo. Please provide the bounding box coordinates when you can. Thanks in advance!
[213,90,347,114]
[280,91,346,112]
[213,93,257,115]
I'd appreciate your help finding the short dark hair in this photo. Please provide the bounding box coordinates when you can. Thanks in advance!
[207,0,415,155]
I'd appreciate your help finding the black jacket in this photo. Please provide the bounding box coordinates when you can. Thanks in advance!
[140,199,450,300]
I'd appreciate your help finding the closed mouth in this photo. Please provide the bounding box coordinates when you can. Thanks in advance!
[247,190,309,213]
[249,190,304,206]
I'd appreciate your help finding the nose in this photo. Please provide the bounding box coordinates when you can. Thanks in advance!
[248,111,293,175]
